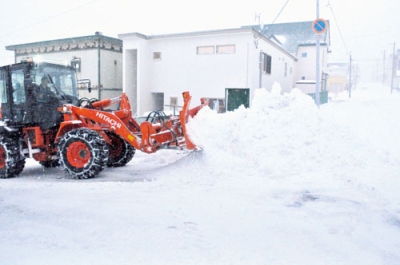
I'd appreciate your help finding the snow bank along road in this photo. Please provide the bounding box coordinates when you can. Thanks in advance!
[1,85,400,265]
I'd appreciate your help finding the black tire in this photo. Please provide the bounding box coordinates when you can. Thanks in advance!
[0,136,25,178]
[58,128,108,179]
[39,159,60,168]
[106,132,135,167]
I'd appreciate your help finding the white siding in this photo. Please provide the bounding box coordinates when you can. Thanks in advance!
[295,45,328,83]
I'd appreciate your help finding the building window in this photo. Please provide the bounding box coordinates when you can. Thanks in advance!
[71,58,81,72]
[197,46,215,55]
[284,62,287,77]
[206,98,225,113]
[168,97,179,115]
[263,53,272,74]
[170,97,178,106]
[216,45,235,54]
[302,52,307,58]
[153,52,162,60]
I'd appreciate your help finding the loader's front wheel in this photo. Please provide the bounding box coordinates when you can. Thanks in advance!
[0,136,25,178]
[106,132,135,167]
[58,128,109,179]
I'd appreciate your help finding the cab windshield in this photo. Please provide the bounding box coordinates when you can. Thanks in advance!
[30,63,79,98]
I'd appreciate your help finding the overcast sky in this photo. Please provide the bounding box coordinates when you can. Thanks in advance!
[1,0,399,77]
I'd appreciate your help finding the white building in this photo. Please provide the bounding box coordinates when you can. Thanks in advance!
[248,21,331,96]
[119,28,297,116]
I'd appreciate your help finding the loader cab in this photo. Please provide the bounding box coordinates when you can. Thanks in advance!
[0,61,79,129]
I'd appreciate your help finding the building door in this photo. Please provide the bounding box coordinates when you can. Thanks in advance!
[125,49,137,115]
[151,92,164,111]
[225,88,250,111]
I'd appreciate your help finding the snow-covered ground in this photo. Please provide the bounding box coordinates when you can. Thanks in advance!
[1,84,400,265]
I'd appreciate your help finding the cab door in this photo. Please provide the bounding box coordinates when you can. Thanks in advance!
[0,67,8,120]
[9,66,28,124]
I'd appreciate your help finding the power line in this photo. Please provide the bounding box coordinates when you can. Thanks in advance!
[0,0,100,41]
[270,0,291,25]
[0,55,13,59]
[327,0,349,53]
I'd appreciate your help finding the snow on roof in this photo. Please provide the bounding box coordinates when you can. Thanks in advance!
[243,21,330,56]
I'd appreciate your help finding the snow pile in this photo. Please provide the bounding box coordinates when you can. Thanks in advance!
[188,83,392,181]
[188,84,318,175]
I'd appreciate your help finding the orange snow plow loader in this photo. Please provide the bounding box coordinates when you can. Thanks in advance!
[51,91,207,178]
[0,61,207,179]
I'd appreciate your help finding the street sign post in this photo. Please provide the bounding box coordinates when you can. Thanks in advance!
[312,17,328,107]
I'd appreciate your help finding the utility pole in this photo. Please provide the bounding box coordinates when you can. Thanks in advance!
[259,50,263,88]
[354,64,358,90]
[315,0,321,107]
[391,42,396,94]
[383,50,386,85]
[348,53,352,98]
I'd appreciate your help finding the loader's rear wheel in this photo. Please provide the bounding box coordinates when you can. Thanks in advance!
[106,132,135,167]
[0,136,25,178]
[58,128,109,179]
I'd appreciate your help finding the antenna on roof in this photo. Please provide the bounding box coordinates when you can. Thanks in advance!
[254,12,264,32]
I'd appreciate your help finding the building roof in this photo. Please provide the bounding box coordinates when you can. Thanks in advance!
[6,32,122,54]
[243,21,330,56]
[119,27,259,40]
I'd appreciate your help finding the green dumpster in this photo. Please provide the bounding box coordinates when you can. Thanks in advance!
[307,91,328,104]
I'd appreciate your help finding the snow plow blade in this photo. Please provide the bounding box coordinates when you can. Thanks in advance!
[179,91,208,150]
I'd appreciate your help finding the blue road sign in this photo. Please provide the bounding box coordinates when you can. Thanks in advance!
[312,18,328,34]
